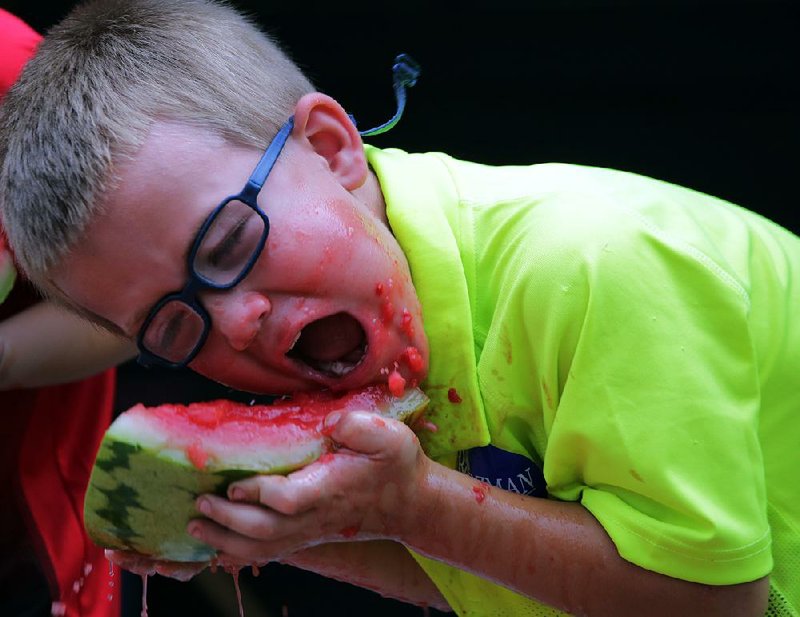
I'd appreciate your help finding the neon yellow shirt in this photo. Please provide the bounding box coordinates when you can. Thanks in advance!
[368,146,800,616]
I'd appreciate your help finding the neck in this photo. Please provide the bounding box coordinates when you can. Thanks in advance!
[353,167,389,227]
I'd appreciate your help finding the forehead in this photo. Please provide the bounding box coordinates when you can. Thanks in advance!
[103,120,261,259]
[52,121,262,333]
[116,120,243,204]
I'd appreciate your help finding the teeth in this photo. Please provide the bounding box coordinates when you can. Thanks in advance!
[314,361,356,377]
[285,325,367,378]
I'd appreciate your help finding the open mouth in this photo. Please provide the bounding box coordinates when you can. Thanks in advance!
[286,312,367,378]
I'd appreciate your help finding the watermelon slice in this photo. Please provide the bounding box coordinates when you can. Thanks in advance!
[0,232,16,304]
[84,385,428,563]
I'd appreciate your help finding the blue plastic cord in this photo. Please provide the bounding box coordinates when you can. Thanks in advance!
[358,53,421,137]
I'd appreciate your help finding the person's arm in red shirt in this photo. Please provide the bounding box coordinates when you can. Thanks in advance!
[0,301,135,389]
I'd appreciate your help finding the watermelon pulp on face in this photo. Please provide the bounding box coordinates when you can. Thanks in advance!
[84,385,429,562]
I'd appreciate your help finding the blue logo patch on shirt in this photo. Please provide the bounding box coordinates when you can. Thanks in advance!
[457,444,547,498]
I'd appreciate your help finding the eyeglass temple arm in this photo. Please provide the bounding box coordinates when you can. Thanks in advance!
[355,53,421,137]
[242,53,420,201]
[242,117,297,199]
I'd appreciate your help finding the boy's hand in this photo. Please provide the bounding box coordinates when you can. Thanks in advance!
[188,410,428,564]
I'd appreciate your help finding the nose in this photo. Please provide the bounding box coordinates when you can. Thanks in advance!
[204,290,272,352]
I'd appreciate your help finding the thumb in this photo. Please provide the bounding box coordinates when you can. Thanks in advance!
[322,410,408,456]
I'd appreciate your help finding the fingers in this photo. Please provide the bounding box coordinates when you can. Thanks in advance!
[189,496,308,563]
[227,459,344,515]
[196,494,290,539]
[227,473,289,508]
[196,410,425,559]
[224,411,422,517]
[323,409,416,456]
[189,518,277,563]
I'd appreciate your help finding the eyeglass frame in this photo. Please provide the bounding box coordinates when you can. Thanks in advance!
[135,116,296,369]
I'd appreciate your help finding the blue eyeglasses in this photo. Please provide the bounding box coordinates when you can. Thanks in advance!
[136,54,420,369]
[136,118,295,368]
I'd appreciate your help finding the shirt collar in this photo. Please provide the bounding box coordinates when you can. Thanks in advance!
[365,146,490,459]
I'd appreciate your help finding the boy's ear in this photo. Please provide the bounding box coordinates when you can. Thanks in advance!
[292,93,368,191]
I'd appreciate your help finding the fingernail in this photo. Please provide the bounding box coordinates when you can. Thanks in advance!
[229,487,245,501]
[197,498,211,515]
[188,523,203,539]
[321,412,341,436]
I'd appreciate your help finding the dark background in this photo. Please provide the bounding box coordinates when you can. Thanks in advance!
[5,0,799,236]
[2,1,798,616]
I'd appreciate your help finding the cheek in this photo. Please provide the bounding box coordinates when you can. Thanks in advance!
[267,238,360,293]
[267,200,390,288]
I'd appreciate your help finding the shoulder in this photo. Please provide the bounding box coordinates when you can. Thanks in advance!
[468,164,747,290]
[466,165,655,280]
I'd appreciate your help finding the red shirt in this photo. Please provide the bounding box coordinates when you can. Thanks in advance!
[0,9,120,617]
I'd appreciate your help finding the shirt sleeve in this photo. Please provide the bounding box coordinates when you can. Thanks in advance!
[0,9,41,96]
[541,206,771,585]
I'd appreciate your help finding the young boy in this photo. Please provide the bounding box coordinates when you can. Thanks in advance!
[1,1,797,615]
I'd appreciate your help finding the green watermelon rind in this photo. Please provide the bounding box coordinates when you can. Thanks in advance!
[84,438,320,562]
[84,387,429,562]
[0,254,16,304]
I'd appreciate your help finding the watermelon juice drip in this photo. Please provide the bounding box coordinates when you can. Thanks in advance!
[140,574,148,617]
[228,567,245,617]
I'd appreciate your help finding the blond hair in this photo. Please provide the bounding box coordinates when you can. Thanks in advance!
[0,0,313,288]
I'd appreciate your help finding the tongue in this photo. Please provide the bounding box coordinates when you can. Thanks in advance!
[293,313,365,363]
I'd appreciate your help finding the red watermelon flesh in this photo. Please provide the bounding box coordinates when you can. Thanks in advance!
[121,386,420,472]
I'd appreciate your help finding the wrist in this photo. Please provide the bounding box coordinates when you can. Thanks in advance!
[391,454,451,546]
